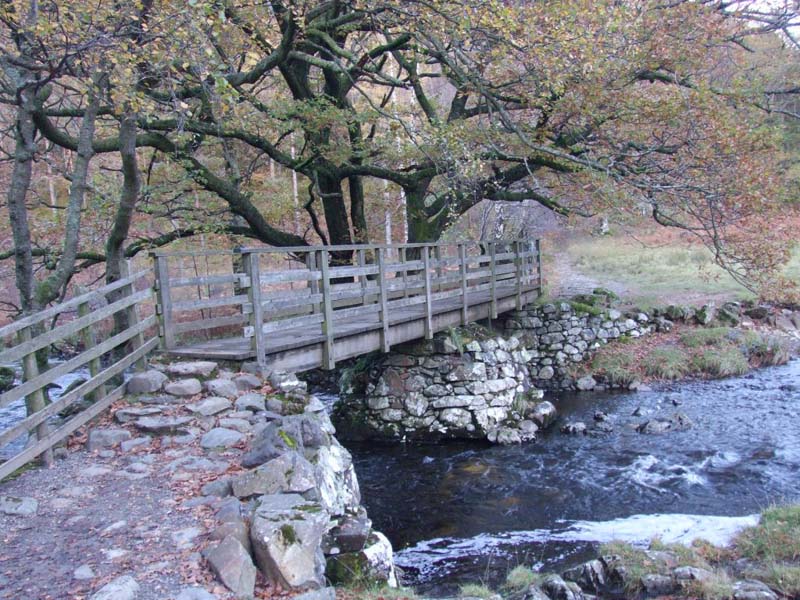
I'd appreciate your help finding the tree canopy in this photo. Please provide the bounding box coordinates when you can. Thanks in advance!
[1,0,799,309]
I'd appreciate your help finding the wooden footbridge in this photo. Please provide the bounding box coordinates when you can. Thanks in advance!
[0,239,540,478]
[154,240,542,372]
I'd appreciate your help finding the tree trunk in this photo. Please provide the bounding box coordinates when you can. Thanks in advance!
[105,113,140,337]
[34,80,101,308]
[6,86,38,313]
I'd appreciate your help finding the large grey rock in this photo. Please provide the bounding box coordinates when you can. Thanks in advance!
[733,580,778,600]
[205,535,256,599]
[576,375,596,391]
[73,564,95,580]
[201,428,244,449]
[250,495,329,590]
[313,442,361,516]
[126,370,167,394]
[541,574,584,600]
[206,378,239,399]
[325,531,397,587]
[210,519,251,554]
[637,412,693,435]
[563,559,606,593]
[134,416,193,435]
[175,588,218,600]
[187,397,232,417]
[164,378,202,397]
[167,361,218,378]
[232,451,316,498]
[674,566,714,583]
[114,406,162,423]
[0,495,38,516]
[87,428,131,451]
[89,575,140,600]
[326,508,372,553]
[234,373,262,391]
[696,303,716,325]
[235,393,265,413]
[269,371,306,392]
[293,589,336,600]
[640,574,676,596]
[529,401,557,429]
[560,421,587,435]
[242,413,331,468]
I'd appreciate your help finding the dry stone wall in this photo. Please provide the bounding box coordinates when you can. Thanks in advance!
[334,302,657,444]
[504,302,656,390]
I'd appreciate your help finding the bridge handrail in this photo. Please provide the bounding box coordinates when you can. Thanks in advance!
[0,261,157,481]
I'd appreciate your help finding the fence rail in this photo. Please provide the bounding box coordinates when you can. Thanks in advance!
[0,263,156,480]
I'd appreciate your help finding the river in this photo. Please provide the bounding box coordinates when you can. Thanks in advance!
[335,360,800,596]
[0,367,90,461]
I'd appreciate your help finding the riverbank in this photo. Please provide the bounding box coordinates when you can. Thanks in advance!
[438,503,800,600]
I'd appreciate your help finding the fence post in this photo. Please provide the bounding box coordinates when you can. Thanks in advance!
[152,254,175,350]
[514,240,523,310]
[376,247,390,352]
[422,246,433,339]
[306,251,320,315]
[434,245,443,293]
[120,259,147,370]
[357,248,368,305]
[458,243,468,325]
[535,239,543,296]
[78,297,105,402]
[243,251,266,368]
[400,247,409,298]
[489,242,498,319]
[18,326,52,467]
[320,249,336,369]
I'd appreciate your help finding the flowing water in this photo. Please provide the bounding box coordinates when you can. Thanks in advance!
[335,360,800,596]
[0,366,90,460]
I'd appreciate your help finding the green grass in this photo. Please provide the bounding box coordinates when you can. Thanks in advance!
[503,565,541,594]
[566,238,755,302]
[680,327,736,348]
[590,348,638,386]
[642,346,691,380]
[691,344,750,377]
[458,583,495,598]
[736,505,800,562]
[734,504,800,596]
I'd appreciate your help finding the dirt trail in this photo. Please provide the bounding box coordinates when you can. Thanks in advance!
[547,242,631,300]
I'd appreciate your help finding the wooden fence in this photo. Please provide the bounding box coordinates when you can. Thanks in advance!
[0,264,156,480]
[0,238,541,478]
[152,239,542,369]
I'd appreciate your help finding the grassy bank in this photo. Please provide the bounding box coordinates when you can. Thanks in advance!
[434,504,800,600]
[574,325,791,387]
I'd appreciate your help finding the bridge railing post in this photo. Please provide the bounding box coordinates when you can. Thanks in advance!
[120,259,147,371]
[242,250,266,368]
[152,254,175,350]
[376,247,390,352]
[458,243,468,325]
[489,241,498,319]
[399,247,409,298]
[320,249,336,369]
[422,245,433,339]
[306,251,321,315]
[514,240,523,310]
[535,239,543,296]
[357,248,368,306]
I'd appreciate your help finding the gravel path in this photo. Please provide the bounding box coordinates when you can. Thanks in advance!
[0,402,239,600]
